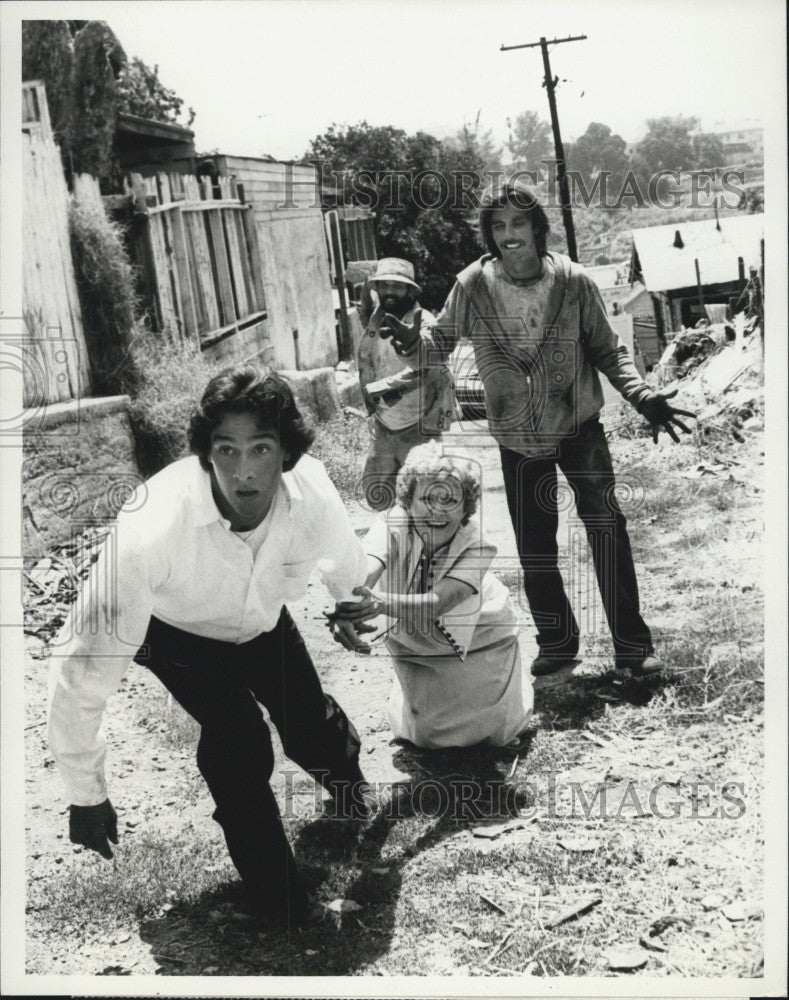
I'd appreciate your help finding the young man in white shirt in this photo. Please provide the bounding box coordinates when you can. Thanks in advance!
[49,367,372,929]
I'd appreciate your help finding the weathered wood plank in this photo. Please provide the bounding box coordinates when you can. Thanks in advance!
[222,208,249,318]
[158,171,173,203]
[239,205,268,315]
[201,317,272,366]
[148,213,180,336]
[183,215,209,335]
[186,211,221,335]
[22,122,90,404]
[178,200,244,214]
[168,206,198,340]
[206,208,236,327]
[159,210,185,340]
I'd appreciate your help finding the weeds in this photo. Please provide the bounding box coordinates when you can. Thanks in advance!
[29,831,229,930]
[69,195,142,397]
[309,411,369,503]
[127,330,223,477]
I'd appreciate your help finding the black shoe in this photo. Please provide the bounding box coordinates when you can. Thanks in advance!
[616,654,663,677]
[231,891,318,932]
[531,654,578,676]
[323,780,378,821]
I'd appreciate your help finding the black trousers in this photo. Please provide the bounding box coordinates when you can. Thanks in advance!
[134,608,364,920]
[500,418,653,663]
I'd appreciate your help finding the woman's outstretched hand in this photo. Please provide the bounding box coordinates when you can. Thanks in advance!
[325,615,375,654]
[323,588,388,654]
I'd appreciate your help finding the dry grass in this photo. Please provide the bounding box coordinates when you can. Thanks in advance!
[309,410,369,503]
[127,331,224,477]
[24,391,765,979]
[68,196,142,397]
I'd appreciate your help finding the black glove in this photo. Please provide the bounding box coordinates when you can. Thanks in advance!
[69,798,119,860]
[639,389,696,444]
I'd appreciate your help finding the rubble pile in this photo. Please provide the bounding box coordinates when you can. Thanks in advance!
[24,525,111,643]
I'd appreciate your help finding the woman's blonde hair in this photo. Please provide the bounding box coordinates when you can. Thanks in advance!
[396,442,481,525]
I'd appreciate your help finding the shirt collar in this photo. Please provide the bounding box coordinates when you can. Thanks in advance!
[187,459,302,529]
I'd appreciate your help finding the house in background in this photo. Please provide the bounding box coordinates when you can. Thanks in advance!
[585,261,630,313]
[628,213,764,334]
[114,112,197,177]
[586,261,657,371]
[705,119,764,164]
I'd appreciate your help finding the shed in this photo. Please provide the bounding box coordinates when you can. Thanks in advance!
[206,155,337,370]
[629,214,764,332]
[114,112,196,175]
[585,261,631,314]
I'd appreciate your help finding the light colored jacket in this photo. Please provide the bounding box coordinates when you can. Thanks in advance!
[405,253,654,456]
[357,291,455,435]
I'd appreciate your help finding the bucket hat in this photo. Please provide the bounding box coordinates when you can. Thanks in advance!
[370,258,421,294]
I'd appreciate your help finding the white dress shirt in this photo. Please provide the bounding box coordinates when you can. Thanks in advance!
[48,454,368,806]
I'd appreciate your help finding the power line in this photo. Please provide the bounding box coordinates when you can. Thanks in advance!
[501,34,587,262]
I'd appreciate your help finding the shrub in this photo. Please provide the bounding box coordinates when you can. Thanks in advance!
[309,411,369,503]
[128,329,222,477]
[68,21,126,180]
[68,193,142,396]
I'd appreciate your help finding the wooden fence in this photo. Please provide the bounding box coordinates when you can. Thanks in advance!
[119,172,270,360]
[22,81,92,406]
[336,205,377,262]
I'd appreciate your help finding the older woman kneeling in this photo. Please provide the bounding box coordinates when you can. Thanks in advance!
[329,442,533,749]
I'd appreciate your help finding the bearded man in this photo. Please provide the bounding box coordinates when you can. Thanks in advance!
[356,258,455,511]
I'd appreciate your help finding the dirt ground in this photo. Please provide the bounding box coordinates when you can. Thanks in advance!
[23,383,766,979]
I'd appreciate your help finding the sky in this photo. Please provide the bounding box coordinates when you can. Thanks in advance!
[12,0,786,162]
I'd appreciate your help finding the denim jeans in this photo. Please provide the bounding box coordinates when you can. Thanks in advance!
[500,418,653,663]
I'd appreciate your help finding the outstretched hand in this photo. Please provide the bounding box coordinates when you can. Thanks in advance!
[379,308,422,354]
[69,798,118,860]
[323,590,387,654]
[640,389,697,444]
[325,616,376,654]
[324,588,386,624]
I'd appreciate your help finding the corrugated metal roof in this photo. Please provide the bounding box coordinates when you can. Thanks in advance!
[631,214,764,292]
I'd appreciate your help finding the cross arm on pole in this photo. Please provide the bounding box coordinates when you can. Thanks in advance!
[500,34,587,51]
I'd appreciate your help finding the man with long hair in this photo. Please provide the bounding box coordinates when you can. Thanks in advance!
[377,176,694,678]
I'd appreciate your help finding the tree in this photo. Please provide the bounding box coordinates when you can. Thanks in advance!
[506,110,553,170]
[631,115,699,181]
[691,132,725,170]
[22,20,74,147]
[22,20,196,183]
[68,21,127,179]
[443,111,502,176]
[565,122,629,185]
[116,57,196,126]
[303,121,488,310]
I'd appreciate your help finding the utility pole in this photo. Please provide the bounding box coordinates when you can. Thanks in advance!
[501,34,586,262]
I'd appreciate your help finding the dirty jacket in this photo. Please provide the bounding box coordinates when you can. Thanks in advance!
[404,253,654,457]
[357,296,455,435]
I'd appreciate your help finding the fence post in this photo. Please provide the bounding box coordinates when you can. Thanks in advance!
[326,210,352,361]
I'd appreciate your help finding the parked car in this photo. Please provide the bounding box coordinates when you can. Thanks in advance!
[449,341,486,420]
